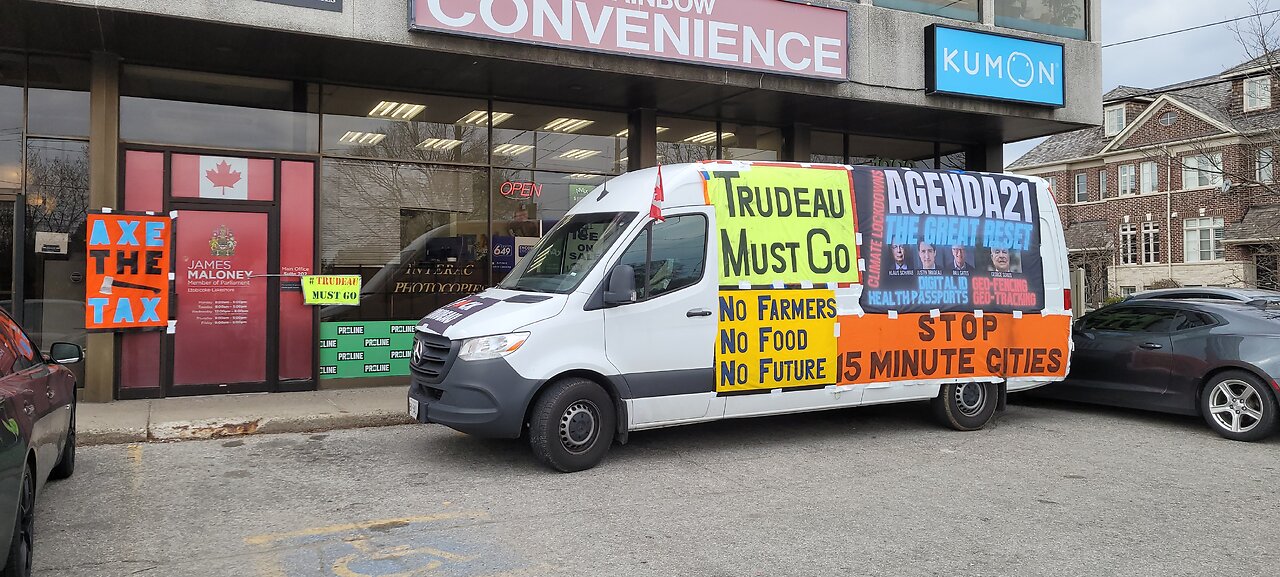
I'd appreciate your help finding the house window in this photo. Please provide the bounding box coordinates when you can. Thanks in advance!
[1142,222,1160,264]
[1258,147,1273,183]
[1245,76,1271,111]
[1159,111,1178,126]
[1099,170,1108,198]
[1074,173,1087,202]
[1182,153,1223,189]
[1104,105,1126,137]
[1183,217,1225,262]
[1140,161,1159,194]
[1119,164,1136,195]
[1046,176,1056,193]
[1120,285,1137,297]
[1120,223,1137,265]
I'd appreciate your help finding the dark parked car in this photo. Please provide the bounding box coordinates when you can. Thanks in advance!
[0,308,80,577]
[1127,286,1280,303]
[1038,298,1280,441]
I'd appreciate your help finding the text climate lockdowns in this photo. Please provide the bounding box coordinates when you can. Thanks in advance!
[704,163,1068,395]
[855,168,1045,313]
[705,164,858,393]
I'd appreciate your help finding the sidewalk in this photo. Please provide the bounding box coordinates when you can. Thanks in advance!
[78,386,415,445]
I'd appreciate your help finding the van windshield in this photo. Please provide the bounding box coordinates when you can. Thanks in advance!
[498,212,637,294]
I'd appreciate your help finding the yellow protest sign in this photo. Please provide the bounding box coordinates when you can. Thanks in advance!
[716,289,839,393]
[703,165,860,286]
[302,275,362,305]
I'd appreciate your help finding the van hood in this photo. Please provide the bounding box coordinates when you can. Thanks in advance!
[414,288,569,340]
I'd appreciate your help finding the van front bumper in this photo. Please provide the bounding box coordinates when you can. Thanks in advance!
[408,357,543,439]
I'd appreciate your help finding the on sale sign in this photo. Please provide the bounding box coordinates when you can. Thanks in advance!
[85,213,173,330]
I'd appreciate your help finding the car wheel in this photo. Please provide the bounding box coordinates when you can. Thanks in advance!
[1201,371,1279,442]
[2,462,34,577]
[50,400,75,481]
[528,378,615,473]
[931,382,998,431]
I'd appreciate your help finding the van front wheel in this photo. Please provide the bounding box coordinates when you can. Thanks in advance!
[931,382,998,431]
[528,378,615,472]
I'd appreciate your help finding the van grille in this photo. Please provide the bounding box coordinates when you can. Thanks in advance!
[413,332,456,384]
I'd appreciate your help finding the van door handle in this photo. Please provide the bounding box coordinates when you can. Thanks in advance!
[22,403,33,416]
[1139,342,1163,350]
[46,389,55,400]
[686,309,713,318]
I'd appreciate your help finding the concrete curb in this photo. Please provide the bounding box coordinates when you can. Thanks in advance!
[81,412,416,446]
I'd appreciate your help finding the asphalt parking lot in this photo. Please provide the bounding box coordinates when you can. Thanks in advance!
[33,397,1280,577]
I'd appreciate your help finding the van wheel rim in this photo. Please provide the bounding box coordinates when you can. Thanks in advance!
[559,401,599,454]
[955,383,987,417]
[1209,380,1264,433]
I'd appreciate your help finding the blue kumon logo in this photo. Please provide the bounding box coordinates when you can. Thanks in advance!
[930,26,1064,107]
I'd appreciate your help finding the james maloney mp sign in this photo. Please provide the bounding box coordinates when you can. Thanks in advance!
[926,25,1065,107]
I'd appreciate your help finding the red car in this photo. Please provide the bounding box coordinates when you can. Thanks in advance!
[0,308,80,577]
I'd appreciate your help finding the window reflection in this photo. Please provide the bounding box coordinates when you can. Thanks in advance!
[27,56,90,138]
[491,102,626,174]
[321,86,488,164]
[657,117,717,163]
[995,0,1087,40]
[876,0,980,22]
[22,139,90,350]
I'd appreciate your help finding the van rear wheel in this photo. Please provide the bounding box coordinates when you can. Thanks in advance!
[528,378,615,472]
[932,382,998,431]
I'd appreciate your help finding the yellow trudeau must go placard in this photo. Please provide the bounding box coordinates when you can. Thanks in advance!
[705,165,859,286]
[302,275,362,305]
[716,288,839,393]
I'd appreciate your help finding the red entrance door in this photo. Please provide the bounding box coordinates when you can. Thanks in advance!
[117,149,316,398]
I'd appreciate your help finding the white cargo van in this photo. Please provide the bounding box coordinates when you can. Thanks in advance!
[408,161,1072,471]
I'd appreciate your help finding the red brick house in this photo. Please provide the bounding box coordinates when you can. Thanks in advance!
[1009,55,1280,306]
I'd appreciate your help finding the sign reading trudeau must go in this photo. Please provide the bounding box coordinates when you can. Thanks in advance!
[410,0,849,81]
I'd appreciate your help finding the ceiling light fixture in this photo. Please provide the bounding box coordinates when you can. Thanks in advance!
[559,149,601,160]
[683,131,720,145]
[339,131,387,145]
[542,118,595,133]
[457,110,514,126]
[567,173,603,180]
[615,127,669,138]
[368,101,425,121]
[417,138,464,151]
[493,143,535,155]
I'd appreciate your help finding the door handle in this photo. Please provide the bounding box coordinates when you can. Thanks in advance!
[1139,342,1163,350]
[686,309,713,318]
[22,403,33,416]
[46,388,55,400]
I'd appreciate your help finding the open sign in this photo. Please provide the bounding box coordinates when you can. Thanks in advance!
[500,181,542,199]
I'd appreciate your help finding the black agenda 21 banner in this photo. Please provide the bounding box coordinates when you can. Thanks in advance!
[854,167,1045,314]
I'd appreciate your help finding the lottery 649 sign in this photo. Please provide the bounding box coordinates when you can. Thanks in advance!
[85,213,173,330]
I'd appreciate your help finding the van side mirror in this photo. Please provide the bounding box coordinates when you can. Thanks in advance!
[49,342,83,365]
[603,264,637,305]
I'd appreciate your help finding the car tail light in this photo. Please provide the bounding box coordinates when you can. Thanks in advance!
[1064,288,1072,312]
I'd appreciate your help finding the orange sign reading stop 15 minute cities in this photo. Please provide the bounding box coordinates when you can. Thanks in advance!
[85,213,172,330]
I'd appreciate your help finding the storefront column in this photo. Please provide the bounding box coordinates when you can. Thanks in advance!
[965,141,1003,173]
[781,123,811,162]
[84,52,120,403]
[627,108,657,171]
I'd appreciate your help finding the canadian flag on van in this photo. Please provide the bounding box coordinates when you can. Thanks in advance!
[170,154,274,201]
[650,164,665,222]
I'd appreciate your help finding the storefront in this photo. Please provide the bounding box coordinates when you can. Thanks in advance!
[0,0,1102,401]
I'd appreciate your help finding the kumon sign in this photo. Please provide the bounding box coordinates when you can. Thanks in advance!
[410,0,849,81]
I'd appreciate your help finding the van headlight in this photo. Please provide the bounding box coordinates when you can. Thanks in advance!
[458,332,530,361]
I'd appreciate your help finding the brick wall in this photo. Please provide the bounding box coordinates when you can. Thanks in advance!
[1119,102,1222,150]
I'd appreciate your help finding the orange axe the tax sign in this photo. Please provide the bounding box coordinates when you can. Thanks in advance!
[99,276,162,294]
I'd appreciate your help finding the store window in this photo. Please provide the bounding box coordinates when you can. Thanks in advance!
[995,0,1087,40]
[490,101,626,175]
[319,159,488,322]
[810,131,846,164]
[658,117,718,163]
[877,0,979,22]
[121,66,319,153]
[26,57,90,138]
[0,53,21,199]
[322,86,488,165]
[1183,217,1224,262]
[22,138,89,351]
[720,123,781,162]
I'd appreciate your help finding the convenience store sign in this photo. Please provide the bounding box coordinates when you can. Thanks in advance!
[319,321,417,379]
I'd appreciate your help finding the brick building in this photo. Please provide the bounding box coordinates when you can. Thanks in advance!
[1009,54,1280,306]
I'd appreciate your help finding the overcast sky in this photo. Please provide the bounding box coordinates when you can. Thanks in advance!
[1004,0,1268,166]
